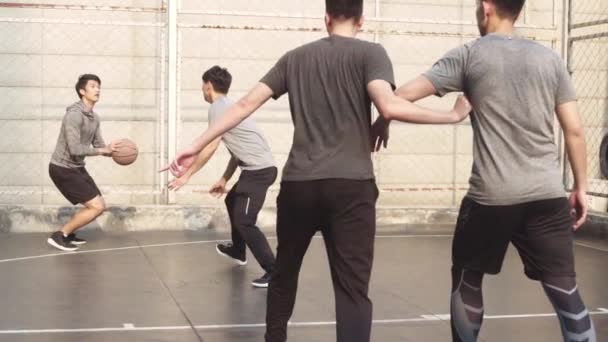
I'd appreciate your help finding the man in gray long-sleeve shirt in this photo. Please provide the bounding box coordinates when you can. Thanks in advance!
[47,74,118,252]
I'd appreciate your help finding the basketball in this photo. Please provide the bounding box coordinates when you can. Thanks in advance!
[112,138,138,165]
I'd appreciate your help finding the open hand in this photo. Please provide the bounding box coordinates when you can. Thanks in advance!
[569,188,588,230]
[451,95,472,121]
[371,117,390,152]
[168,176,190,192]
[99,141,121,156]
[209,178,227,198]
[159,152,196,177]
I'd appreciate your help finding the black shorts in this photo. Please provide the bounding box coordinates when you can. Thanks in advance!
[49,163,101,205]
[452,196,575,280]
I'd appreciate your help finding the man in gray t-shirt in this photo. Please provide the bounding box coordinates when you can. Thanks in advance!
[424,35,574,206]
[385,0,596,341]
[168,66,277,288]
[163,1,469,340]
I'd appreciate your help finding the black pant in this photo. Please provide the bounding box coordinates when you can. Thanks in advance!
[265,179,378,342]
[225,167,277,273]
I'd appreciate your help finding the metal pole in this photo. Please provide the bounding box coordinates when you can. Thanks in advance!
[372,0,382,191]
[560,0,572,189]
[159,20,167,203]
[167,0,178,204]
[552,0,557,28]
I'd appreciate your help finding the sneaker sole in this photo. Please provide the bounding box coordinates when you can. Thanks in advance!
[47,238,78,252]
[215,245,247,266]
[251,282,269,288]
[70,241,87,245]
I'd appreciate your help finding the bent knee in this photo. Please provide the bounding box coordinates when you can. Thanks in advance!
[86,197,106,214]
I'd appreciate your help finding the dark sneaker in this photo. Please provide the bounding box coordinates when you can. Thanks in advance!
[67,233,87,245]
[47,231,78,252]
[216,243,247,266]
[251,272,271,288]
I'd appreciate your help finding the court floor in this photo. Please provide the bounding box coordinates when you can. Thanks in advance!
[0,228,606,341]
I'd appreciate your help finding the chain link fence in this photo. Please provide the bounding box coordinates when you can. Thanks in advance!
[565,0,608,211]
[173,0,559,207]
[0,1,167,205]
[0,0,573,208]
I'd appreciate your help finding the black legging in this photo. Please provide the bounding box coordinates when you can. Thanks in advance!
[450,267,596,342]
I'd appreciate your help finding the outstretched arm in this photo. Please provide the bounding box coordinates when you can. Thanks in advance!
[368,79,471,124]
[161,83,274,177]
[167,137,221,191]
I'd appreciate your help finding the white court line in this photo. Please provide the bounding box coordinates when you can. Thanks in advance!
[574,242,608,253]
[0,310,607,334]
[0,326,193,334]
[0,235,451,264]
[375,235,452,238]
[0,240,224,264]
[0,234,602,264]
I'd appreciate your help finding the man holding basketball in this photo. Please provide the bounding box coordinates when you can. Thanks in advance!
[167,66,277,288]
[47,74,119,251]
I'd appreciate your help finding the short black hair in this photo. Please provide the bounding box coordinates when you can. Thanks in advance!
[490,0,525,19]
[75,74,101,99]
[202,66,232,94]
[325,0,363,21]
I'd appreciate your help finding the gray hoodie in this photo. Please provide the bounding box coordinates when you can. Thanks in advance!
[50,101,105,168]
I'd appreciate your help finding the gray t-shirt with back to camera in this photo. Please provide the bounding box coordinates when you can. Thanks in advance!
[208,96,275,171]
[261,35,395,181]
[424,33,577,206]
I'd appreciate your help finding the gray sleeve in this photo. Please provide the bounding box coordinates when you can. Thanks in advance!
[423,45,468,97]
[555,59,577,105]
[63,110,98,157]
[365,44,395,89]
[260,53,288,100]
[92,121,105,148]
[207,107,216,125]
[208,102,227,125]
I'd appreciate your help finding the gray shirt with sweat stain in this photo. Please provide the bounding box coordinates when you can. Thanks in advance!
[424,33,577,205]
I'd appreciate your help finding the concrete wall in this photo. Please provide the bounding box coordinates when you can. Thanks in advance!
[4,0,606,213]
[0,1,165,206]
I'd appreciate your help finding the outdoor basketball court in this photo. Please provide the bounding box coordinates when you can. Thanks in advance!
[0,228,606,341]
